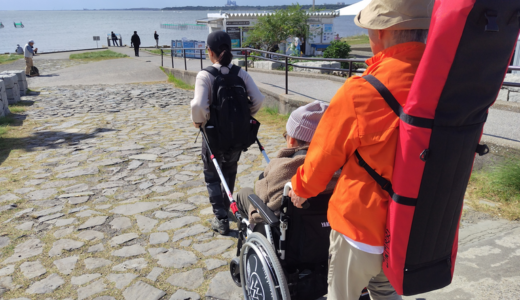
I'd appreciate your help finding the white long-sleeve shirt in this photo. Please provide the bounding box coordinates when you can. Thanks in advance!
[24,44,34,58]
[191,63,265,124]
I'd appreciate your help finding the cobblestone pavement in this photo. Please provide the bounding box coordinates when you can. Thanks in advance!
[0,83,284,300]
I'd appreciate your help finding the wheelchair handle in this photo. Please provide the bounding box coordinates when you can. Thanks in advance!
[283,182,310,209]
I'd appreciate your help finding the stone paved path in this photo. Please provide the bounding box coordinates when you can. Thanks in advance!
[0,83,284,300]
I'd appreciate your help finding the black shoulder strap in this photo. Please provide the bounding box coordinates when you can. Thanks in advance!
[203,66,220,77]
[363,74,434,129]
[363,75,401,118]
[230,65,241,76]
[354,150,394,197]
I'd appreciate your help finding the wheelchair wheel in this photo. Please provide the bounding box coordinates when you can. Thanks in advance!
[230,257,241,287]
[239,232,291,300]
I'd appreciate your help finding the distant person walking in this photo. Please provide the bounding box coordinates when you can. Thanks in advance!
[131,31,141,57]
[24,40,37,77]
[154,31,159,48]
[111,31,119,47]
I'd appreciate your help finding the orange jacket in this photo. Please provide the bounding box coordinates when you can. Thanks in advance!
[291,42,426,247]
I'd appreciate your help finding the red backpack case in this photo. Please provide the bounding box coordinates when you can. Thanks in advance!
[358,0,520,295]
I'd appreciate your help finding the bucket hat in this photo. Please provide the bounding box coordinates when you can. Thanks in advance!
[354,0,433,30]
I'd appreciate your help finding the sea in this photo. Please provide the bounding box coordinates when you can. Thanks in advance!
[0,10,367,54]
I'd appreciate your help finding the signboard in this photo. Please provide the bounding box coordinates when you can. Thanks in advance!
[227,27,241,48]
[308,24,323,44]
[194,41,206,59]
[172,40,184,57]
[183,40,196,58]
[93,36,100,41]
[322,24,334,43]
[227,21,250,25]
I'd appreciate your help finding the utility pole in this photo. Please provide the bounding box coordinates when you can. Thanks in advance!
[313,0,315,10]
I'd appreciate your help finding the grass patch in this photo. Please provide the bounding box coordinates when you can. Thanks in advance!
[69,50,128,61]
[0,115,16,137]
[255,106,290,132]
[160,66,195,90]
[467,160,520,220]
[0,54,23,65]
[8,106,25,113]
[144,49,172,55]
[341,34,370,45]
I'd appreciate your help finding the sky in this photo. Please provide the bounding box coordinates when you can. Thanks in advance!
[0,0,358,11]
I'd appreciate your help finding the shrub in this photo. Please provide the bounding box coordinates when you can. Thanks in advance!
[323,41,352,69]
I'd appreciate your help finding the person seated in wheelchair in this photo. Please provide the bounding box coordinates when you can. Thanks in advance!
[234,100,337,226]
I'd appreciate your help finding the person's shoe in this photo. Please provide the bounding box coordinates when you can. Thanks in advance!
[211,217,230,235]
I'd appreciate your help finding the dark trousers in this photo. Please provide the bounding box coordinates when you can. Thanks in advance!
[112,39,119,47]
[202,142,241,219]
[134,46,139,56]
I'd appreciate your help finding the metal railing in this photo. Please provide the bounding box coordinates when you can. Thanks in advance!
[160,47,520,93]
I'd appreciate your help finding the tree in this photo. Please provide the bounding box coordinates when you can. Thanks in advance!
[323,40,352,69]
[245,4,308,52]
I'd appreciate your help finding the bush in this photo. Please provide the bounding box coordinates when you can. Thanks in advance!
[323,41,352,69]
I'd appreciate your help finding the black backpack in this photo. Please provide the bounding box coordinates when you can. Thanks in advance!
[30,66,39,76]
[203,65,259,153]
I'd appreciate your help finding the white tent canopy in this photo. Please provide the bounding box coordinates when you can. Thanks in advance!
[336,0,371,16]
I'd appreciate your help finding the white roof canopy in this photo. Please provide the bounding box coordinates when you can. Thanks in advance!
[336,0,371,16]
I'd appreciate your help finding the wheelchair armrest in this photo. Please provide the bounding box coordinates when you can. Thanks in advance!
[248,194,280,227]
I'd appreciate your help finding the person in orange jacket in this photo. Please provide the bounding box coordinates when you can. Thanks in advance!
[289,0,433,299]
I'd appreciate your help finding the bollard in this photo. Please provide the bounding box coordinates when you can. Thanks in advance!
[184,49,187,71]
[200,49,203,70]
[285,57,288,95]
[171,49,174,68]
[245,50,248,72]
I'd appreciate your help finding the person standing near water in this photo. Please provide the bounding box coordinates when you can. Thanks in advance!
[154,31,159,48]
[191,31,265,235]
[111,31,119,47]
[24,40,37,77]
[131,31,141,57]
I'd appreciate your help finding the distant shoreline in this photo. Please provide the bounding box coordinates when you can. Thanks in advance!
[80,4,348,12]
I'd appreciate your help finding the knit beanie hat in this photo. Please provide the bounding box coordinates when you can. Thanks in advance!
[286,101,329,143]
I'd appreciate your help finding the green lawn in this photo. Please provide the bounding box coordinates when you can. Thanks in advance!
[341,34,370,45]
[69,50,128,61]
[0,54,23,65]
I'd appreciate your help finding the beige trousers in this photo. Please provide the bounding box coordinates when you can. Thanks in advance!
[327,230,402,300]
[25,57,33,75]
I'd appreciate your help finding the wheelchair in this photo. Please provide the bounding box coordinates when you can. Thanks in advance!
[229,183,370,300]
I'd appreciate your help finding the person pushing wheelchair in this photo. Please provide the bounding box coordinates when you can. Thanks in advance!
[289,0,432,299]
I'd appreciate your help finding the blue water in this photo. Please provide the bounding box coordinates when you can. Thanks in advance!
[0,10,366,53]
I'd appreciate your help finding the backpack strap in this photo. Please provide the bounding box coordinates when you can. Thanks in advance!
[352,75,425,206]
[203,66,220,77]
[354,150,394,197]
[363,74,433,129]
[229,65,242,76]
